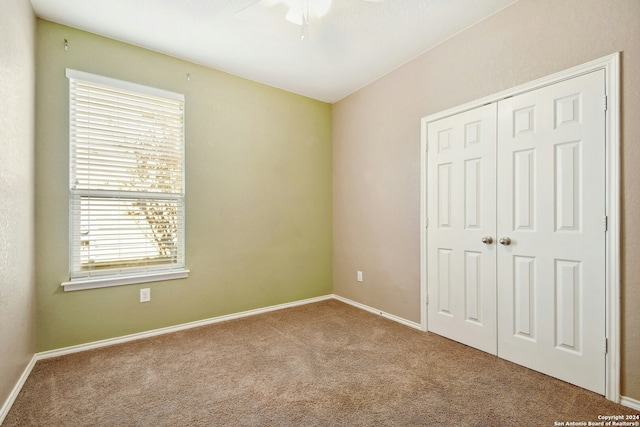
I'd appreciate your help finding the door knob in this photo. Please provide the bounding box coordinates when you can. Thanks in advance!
[499,237,512,246]
[481,236,493,244]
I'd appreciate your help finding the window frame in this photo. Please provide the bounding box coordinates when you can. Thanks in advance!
[61,69,189,291]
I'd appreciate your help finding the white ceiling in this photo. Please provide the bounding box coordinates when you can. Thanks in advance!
[30,0,518,103]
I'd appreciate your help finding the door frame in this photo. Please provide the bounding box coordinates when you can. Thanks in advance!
[419,53,620,402]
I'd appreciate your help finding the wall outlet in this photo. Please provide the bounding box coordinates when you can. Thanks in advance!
[140,288,151,303]
[357,271,363,282]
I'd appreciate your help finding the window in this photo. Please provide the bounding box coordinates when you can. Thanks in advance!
[62,70,188,291]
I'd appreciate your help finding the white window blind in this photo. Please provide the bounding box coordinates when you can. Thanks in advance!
[64,69,188,291]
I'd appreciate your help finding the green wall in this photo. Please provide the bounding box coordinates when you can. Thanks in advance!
[35,20,333,351]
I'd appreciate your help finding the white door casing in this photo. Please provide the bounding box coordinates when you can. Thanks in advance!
[496,69,606,394]
[420,54,620,400]
[426,104,498,355]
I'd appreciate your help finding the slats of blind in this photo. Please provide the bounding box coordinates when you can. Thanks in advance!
[70,196,184,277]
[69,79,184,195]
[68,71,185,280]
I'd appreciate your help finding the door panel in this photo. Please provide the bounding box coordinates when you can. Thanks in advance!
[427,104,497,355]
[496,70,606,394]
[513,255,535,340]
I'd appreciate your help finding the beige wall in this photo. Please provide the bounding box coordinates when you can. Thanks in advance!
[35,20,333,351]
[0,0,36,416]
[333,0,640,400]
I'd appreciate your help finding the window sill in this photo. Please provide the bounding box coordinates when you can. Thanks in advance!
[61,269,190,292]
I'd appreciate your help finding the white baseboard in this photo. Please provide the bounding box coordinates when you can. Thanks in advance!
[38,294,333,360]
[332,294,422,330]
[621,396,640,411]
[0,355,37,425]
[37,294,420,360]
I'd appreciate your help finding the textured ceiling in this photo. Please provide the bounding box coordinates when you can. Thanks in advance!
[30,0,518,103]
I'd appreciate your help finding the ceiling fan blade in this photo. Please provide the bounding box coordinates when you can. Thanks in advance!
[233,0,281,19]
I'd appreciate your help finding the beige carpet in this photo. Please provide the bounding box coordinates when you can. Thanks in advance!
[4,300,637,426]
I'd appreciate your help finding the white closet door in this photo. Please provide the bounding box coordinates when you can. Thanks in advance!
[496,70,606,394]
[427,104,497,355]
